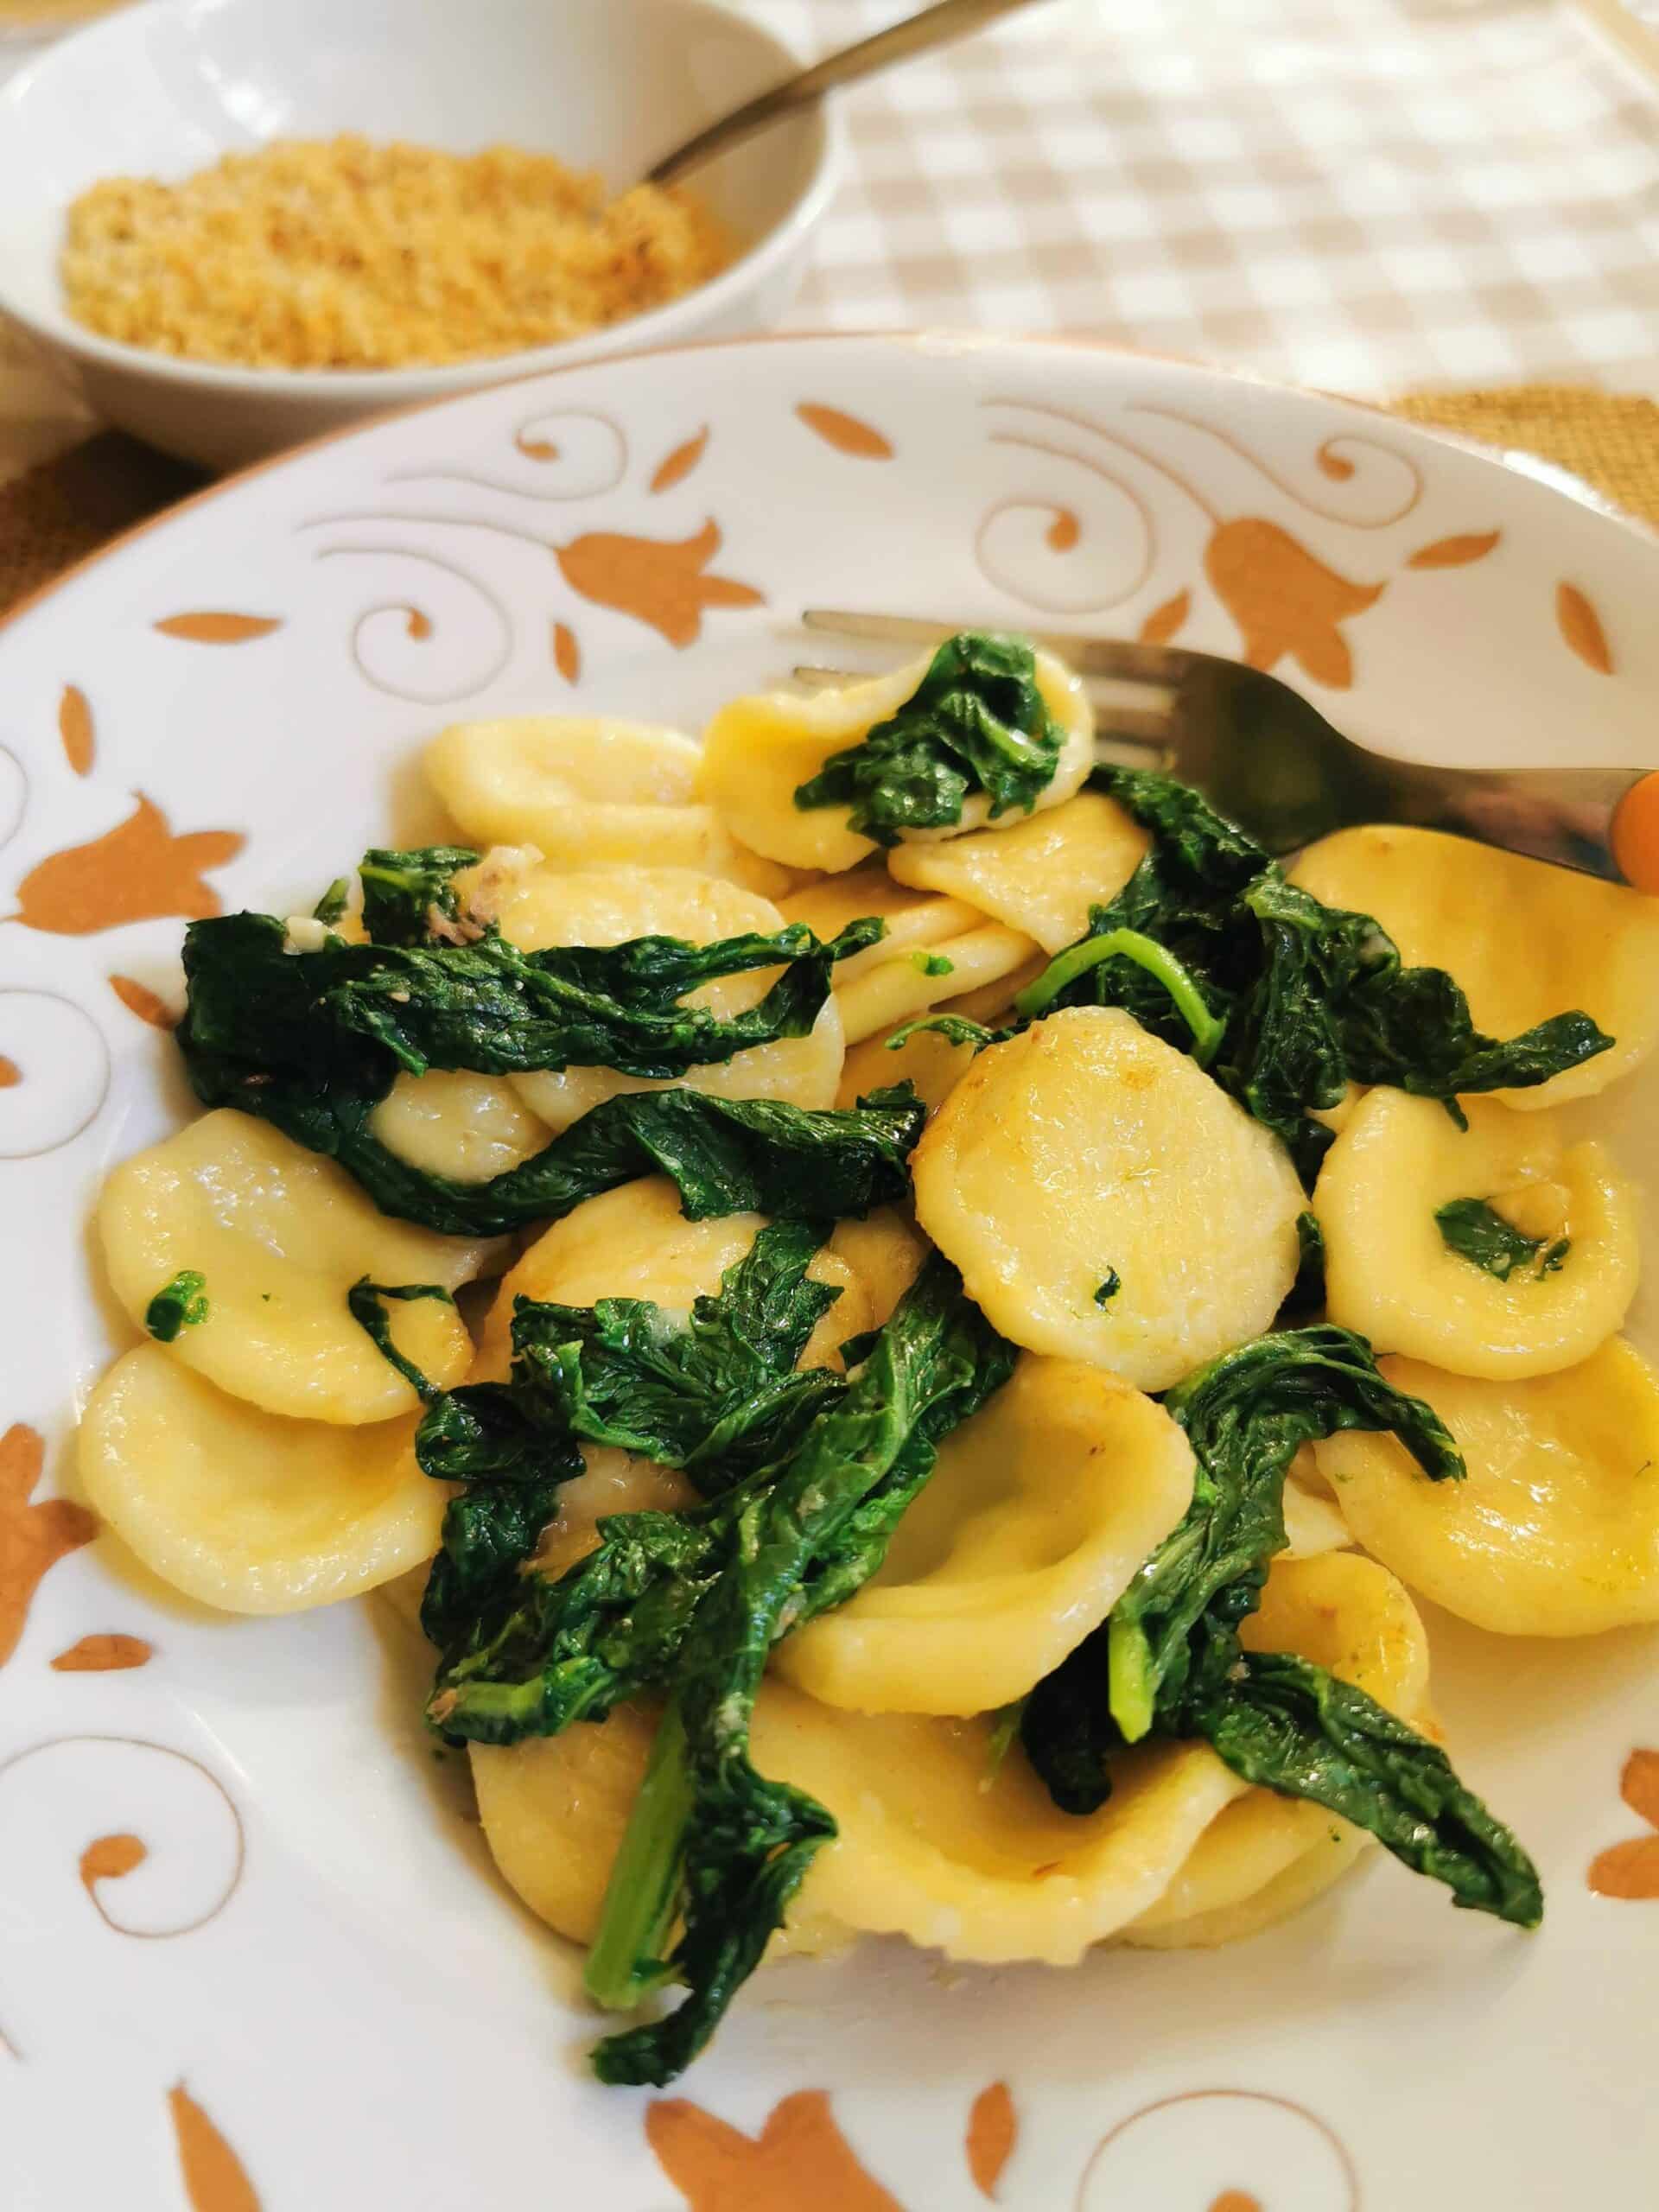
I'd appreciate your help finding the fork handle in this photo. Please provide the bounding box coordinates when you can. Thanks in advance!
[1612,774,1659,893]
[1380,760,1659,893]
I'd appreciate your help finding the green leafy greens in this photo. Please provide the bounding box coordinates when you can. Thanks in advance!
[358,845,484,945]
[793,632,1066,845]
[346,1278,455,1402]
[418,1249,1015,2085]
[1020,1325,1541,1927]
[311,877,350,928]
[414,1220,847,1662]
[984,768,1613,1185]
[1283,1209,1326,1318]
[144,1268,209,1341]
[1435,1198,1569,1282]
[177,846,921,1234]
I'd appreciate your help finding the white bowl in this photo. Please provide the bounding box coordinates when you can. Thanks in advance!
[0,0,836,469]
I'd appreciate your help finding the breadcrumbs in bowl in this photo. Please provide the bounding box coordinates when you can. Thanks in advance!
[59,134,735,372]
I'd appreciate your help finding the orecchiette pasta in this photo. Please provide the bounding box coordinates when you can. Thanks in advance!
[98,1109,493,1423]
[1123,1821,1371,1950]
[1289,823,1659,1109]
[836,1021,982,1115]
[426,714,792,895]
[470,1700,848,1960]
[778,863,982,982]
[834,922,1039,1047]
[823,1206,931,1330]
[1316,1089,1638,1378]
[469,1552,1433,1974]
[465,858,845,1133]
[913,1007,1306,1389]
[696,649,1095,873]
[749,1687,1249,1967]
[73,616,1645,2086]
[1125,1553,1432,1942]
[475,1175,873,1379]
[369,1068,551,1185]
[79,1349,441,1612]
[887,790,1150,954]
[778,861,1039,1045]
[1314,1339,1659,1635]
[529,1448,696,1583]
[776,1355,1195,1714]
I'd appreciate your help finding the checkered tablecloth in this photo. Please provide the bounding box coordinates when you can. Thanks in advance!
[0,0,1656,498]
[757,0,1659,394]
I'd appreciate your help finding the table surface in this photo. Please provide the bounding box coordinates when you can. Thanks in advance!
[0,0,1656,499]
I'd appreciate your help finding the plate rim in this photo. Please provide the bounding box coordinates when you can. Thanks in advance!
[3,327,1655,653]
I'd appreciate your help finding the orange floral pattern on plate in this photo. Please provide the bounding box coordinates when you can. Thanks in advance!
[0,1056,19,1088]
[1588,1749,1659,1898]
[52,1631,153,1671]
[647,2089,904,2210]
[153,613,282,645]
[1406,530,1501,569]
[168,2084,262,2212]
[652,426,710,493]
[0,1423,95,1669]
[796,403,894,460]
[79,1831,147,1898]
[110,975,177,1029]
[552,621,581,686]
[1204,518,1383,688]
[58,685,94,776]
[556,520,764,649]
[11,794,244,935]
[1556,582,1614,675]
[1138,588,1191,645]
[967,2081,1017,2199]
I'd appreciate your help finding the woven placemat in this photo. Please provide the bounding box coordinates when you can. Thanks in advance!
[1393,384,1659,531]
[0,384,1653,619]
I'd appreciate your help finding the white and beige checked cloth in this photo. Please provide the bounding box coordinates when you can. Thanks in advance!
[763,0,1659,392]
[0,0,1656,491]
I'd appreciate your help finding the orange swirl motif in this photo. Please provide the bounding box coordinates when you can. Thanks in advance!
[975,397,1440,688]
[311,545,515,704]
[1075,2089,1359,2211]
[1128,403,1423,528]
[387,408,630,500]
[0,1734,245,1941]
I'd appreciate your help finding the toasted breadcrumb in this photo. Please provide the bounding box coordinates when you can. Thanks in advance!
[60,135,734,370]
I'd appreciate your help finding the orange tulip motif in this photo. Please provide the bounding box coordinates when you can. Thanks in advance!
[10,793,243,936]
[1203,517,1384,689]
[0,1423,96,1669]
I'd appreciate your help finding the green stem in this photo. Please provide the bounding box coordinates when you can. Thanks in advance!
[1107,1612,1157,1744]
[984,1698,1027,1780]
[1014,927,1227,1065]
[584,1699,694,2012]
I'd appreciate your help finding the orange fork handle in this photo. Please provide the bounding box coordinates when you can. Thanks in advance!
[1612,773,1659,896]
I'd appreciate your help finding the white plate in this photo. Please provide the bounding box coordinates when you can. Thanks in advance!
[1,333,1656,2212]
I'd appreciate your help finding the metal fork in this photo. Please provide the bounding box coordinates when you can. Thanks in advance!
[796,609,1659,892]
